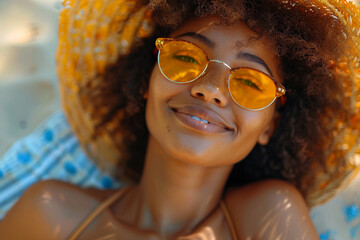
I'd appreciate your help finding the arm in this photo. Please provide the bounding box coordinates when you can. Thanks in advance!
[226,179,320,240]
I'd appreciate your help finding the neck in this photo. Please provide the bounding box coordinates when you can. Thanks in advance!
[127,135,232,237]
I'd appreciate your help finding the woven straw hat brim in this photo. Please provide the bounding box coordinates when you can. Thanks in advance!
[56,0,360,206]
[57,0,153,182]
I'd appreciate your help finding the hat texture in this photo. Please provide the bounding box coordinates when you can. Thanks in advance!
[57,0,153,180]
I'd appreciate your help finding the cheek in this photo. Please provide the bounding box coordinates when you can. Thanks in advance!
[145,66,185,145]
[234,102,275,131]
[147,66,184,102]
[240,110,274,133]
[146,68,169,119]
[230,107,275,155]
[146,67,166,129]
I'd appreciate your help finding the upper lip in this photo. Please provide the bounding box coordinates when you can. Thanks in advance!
[171,104,234,131]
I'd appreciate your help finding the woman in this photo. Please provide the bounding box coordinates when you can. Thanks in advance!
[0,0,359,239]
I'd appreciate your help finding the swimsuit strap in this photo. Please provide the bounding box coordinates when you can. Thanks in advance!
[220,200,240,240]
[68,189,239,240]
[67,187,131,240]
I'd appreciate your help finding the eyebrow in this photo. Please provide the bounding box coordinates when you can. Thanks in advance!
[176,32,215,48]
[237,52,273,77]
[176,32,273,77]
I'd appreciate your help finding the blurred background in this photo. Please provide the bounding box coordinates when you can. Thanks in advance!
[0,0,62,155]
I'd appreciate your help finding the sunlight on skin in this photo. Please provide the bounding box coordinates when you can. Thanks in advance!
[41,191,53,204]
[177,226,216,240]
[257,195,309,240]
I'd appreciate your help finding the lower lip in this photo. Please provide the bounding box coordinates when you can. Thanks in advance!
[172,110,228,133]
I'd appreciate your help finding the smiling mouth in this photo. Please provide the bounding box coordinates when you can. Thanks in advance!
[171,107,232,133]
[171,108,211,124]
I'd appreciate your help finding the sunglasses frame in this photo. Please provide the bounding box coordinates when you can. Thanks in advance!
[155,37,286,111]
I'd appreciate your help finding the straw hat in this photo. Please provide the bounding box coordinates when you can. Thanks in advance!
[56,0,360,206]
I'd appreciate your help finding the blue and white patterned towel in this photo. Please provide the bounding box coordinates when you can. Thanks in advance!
[0,110,122,219]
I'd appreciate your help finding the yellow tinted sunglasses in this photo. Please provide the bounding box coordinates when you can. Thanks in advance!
[155,38,286,111]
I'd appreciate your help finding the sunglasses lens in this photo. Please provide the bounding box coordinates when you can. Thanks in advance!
[159,41,208,82]
[229,68,276,110]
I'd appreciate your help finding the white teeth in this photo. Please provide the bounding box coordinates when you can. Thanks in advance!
[191,115,209,124]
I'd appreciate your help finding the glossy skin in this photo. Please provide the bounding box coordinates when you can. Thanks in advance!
[0,16,319,240]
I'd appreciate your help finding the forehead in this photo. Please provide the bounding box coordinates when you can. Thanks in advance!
[170,16,283,81]
[171,16,272,51]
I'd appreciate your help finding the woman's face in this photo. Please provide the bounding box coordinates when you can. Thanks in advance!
[146,16,283,166]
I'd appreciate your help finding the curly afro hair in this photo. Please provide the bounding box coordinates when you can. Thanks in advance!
[97,0,352,201]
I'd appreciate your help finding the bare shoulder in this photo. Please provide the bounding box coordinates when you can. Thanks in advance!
[0,180,112,240]
[224,179,319,240]
[225,179,304,206]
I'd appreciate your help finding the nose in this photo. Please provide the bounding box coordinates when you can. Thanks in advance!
[190,62,230,107]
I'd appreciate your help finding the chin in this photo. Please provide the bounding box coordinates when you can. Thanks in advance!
[160,138,235,167]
